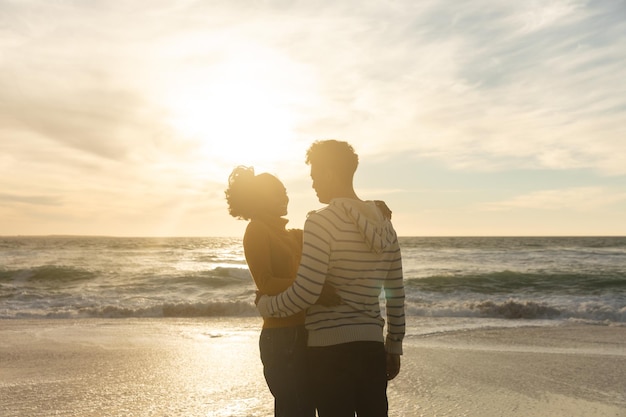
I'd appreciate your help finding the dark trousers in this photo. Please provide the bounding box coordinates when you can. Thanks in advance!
[259,325,315,417]
[308,341,388,417]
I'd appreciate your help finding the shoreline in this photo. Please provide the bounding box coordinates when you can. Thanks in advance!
[1,318,625,416]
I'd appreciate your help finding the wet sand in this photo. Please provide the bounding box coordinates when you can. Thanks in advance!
[1,318,624,416]
[394,324,626,416]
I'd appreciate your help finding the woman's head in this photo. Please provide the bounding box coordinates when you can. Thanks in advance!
[225,166,288,220]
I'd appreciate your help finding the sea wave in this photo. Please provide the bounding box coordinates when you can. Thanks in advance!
[4,301,258,319]
[2,235,625,325]
[4,298,624,323]
[406,271,626,295]
[0,265,251,286]
[406,297,626,323]
[0,265,96,284]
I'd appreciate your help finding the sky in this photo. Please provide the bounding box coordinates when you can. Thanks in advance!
[1,0,625,237]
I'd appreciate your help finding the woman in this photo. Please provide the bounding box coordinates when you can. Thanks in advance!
[225,166,316,417]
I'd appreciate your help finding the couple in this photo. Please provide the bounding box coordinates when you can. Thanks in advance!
[225,139,405,417]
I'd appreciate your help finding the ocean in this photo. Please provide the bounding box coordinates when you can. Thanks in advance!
[1,236,625,325]
[2,236,626,417]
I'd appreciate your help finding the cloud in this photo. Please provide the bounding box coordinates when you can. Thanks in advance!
[247,0,626,175]
[0,193,63,206]
[3,0,624,175]
[1,84,168,160]
[510,0,586,34]
[480,187,626,211]
[0,0,624,237]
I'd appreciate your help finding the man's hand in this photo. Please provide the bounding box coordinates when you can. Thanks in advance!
[386,353,401,380]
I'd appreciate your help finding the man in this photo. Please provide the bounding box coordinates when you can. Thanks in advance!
[257,139,405,417]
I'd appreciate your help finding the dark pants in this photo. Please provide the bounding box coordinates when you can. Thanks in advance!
[308,341,388,417]
[259,325,315,417]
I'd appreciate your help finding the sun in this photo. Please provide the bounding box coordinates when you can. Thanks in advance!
[170,78,296,164]
[162,47,315,174]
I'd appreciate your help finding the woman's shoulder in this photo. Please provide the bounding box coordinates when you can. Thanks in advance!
[245,218,290,237]
[287,227,303,241]
[245,218,270,231]
[244,219,271,239]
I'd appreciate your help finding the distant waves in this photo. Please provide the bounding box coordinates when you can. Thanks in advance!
[1,236,625,323]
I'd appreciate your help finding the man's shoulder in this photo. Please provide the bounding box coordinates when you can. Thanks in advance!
[306,205,330,218]
[306,203,343,221]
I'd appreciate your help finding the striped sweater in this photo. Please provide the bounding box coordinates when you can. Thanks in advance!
[257,198,405,354]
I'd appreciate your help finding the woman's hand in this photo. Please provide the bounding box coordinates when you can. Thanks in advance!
[374,200,392,220]
[316,282,342,306]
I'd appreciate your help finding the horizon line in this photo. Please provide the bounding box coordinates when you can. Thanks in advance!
[2,234,625,239]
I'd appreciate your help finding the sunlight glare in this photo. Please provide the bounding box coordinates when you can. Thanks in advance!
[164,48,314,173]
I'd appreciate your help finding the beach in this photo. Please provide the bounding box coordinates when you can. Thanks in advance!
[2,236,625,416]
[1,318,624,417]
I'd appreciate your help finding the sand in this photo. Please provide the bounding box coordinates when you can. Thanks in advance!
[393,324,626,416]
[1,318,625,417]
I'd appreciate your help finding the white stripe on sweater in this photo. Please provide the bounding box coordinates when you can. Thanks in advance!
[257,199,405,354]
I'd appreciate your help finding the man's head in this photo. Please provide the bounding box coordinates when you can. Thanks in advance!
[305,140,359,203]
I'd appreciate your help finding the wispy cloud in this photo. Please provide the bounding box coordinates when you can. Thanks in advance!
[2,0,624,173]
[0,193,62,206]
[0,0,624,236]
[480,187,626,211]
[259,0,626,175]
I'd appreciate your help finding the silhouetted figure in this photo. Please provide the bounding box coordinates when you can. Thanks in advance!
[257,140,406,417]
[226,166,316,417]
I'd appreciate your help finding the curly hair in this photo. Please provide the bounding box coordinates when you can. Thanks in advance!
[225,166,285,220]
[305,139,358,177]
